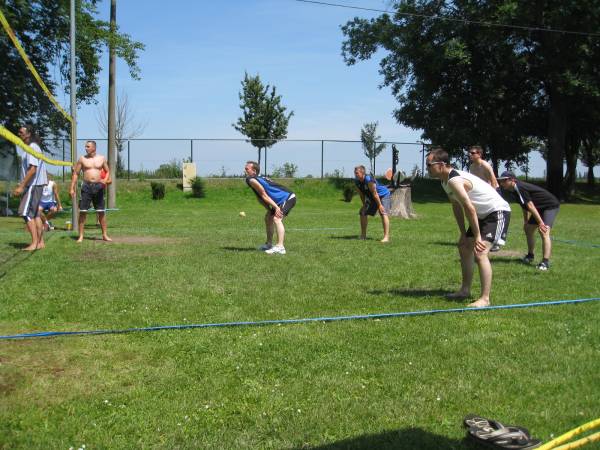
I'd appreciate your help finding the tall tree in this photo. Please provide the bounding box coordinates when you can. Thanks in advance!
[233,73,293,171]
[341,0,600,198]
[0,0,144,138]
[580,138,600,186]
[96,92,146,176]
[360,122,386,175]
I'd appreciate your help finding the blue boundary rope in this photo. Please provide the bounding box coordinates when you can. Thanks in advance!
[552,237,600,249]
[1,297,598,340]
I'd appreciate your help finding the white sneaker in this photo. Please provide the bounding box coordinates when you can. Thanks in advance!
[265,245,286,255]
[258,243,273,251]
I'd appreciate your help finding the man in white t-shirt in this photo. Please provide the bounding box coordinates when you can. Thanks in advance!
[12,125,48,251]
[427,148,511,307]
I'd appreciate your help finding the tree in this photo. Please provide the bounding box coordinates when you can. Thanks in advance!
[96,91,146,176]
[0,1,144,138]
[233,73,293,171]
[580,138,600,186]
[360,122,386,175]
[341,1,600,198]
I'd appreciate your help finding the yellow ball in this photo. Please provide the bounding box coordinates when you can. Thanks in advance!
[239,211,246,217]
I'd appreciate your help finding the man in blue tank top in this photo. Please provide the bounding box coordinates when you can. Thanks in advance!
[244,161,296,255]
[354,165,391,242]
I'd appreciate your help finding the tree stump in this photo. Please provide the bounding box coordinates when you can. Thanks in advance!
[388,186,417,219]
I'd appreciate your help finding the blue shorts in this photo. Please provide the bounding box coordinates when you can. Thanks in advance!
[39,201,57,211]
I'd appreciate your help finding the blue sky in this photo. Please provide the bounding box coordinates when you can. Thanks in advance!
[73,0,550,177]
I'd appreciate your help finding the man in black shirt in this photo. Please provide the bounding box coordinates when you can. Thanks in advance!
[497,172,560,271]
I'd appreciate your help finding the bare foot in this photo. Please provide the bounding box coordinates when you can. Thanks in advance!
[23,245,37,252]
[76,237,84,243]
[36,242,45,250]
[102,235,113,242]
[468,298,490,308]
[380,238,389,243]
[446,291,470,300]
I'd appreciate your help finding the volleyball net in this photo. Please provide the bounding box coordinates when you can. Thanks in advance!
[0,7,74,170]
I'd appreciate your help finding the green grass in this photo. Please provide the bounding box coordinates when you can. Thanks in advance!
[1,179,599,449]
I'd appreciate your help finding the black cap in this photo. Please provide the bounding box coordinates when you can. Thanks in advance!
[497,171,516,180]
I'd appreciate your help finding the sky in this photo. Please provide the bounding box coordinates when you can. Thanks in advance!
[70,0,552,177]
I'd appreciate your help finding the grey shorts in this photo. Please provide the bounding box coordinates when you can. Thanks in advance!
[360,195,391,216]
[18,185,44,221]
[527,207,559,227]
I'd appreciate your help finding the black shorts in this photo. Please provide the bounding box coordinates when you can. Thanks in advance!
[466,210,511,245]
[79,182,105,212]
[527,207,559,227]
[18,185,44,221]
[360,195,391,216]
[271,194,296,217]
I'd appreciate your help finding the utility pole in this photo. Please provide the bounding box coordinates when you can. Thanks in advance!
[70,0,78,230]
[107,0,117,208]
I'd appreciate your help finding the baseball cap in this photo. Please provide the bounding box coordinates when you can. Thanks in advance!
[497,171,516,180]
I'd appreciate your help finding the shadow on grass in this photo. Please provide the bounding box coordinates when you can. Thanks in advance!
[297,427,478,450]
[7,242,28,249]
[221,246,257,252]
[431,240,456,247]
[368,288,467,301]
[329,235,376,241]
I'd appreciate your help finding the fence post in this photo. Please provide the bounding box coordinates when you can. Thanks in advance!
[321,140,324,179]
[62,139,66,182]
[421,142,426,177]
[265,148,268,176]
[127,140,130,180]
[190,139,193,163]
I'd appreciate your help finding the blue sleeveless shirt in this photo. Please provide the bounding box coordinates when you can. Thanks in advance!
[354,174,390,199]
[246,176,293,205]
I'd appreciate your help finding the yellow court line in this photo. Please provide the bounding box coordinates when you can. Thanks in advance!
[0,125,72,167]
[0,8,73,123]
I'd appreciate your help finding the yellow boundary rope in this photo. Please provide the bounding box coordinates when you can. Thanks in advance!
[538,418,600,450]
[0,125,72,167]
[0,8,73,124]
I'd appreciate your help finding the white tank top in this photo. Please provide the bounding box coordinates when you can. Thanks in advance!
[442,169,510,218]
[41,180,55,203]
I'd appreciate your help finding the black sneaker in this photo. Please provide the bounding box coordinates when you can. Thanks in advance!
[522,254,534,264]
[536,261,549,271]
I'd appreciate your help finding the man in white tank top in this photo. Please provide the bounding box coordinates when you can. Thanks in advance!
[427,148,511,307]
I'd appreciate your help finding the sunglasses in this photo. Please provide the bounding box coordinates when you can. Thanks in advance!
[426,161,444,168]
[469,151,479,155]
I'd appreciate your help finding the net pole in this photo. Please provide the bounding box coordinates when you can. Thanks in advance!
[70,0,78,231]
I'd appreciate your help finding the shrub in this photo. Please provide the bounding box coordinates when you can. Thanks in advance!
[271,162,298,178]
[190,177,206,198]
[154,159,183,179]
[150,182,165,200]
[342,182,355,202]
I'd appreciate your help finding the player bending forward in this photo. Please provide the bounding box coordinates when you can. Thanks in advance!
[427,148,511,308]
[244,161,296,255]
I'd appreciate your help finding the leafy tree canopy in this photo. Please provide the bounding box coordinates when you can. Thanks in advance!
[0,0,144,139]
[342,0,600,195]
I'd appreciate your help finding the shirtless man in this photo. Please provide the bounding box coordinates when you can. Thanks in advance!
[468,146,499,190]
[69,141,112,242]
[469,146,501,251]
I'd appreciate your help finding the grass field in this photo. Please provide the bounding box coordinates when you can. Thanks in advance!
[1,178,599,449]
